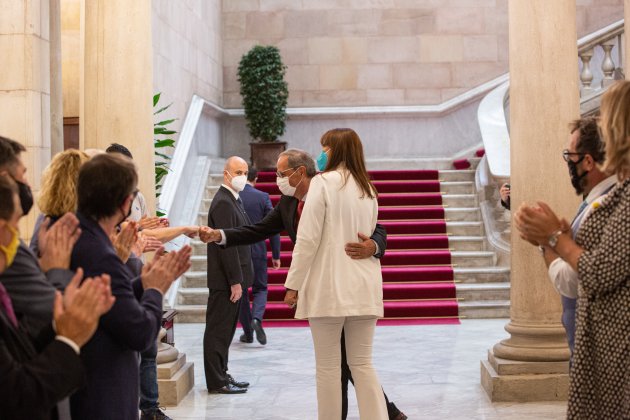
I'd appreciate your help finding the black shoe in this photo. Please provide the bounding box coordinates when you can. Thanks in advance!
[140,407,173,420]
[208,384,247,394]
[239,334,253,343]
[227,374,249,388]
[251,318,267,345]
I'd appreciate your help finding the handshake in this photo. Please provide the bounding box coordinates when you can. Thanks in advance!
[199,226,222,244]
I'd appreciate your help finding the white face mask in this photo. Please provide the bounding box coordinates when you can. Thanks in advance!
[227,173,247,192]
[276,169,303,197]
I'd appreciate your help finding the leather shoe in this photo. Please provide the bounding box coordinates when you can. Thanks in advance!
[227,374,249,388]
[251,318,267,345]
[208,384,247,394]
[239,334,253,343]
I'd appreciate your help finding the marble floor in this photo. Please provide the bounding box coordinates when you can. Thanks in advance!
[161,319,567,419]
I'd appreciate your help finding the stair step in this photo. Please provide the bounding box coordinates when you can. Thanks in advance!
[181,264,509,290]
[175,300,460,323]
[458,300,510,319]
[438,169,476,182]
[197,207,481,225]
[178,282,457,305]
[201,194,479,212]
[189,249,495,272]
[453,267,511,284]
[456,283,510,301]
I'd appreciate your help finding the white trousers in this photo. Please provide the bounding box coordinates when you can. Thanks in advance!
[308,316,388,420]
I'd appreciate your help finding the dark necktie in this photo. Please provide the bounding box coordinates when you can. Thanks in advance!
[0,282,18,328]
[295,201,305,231]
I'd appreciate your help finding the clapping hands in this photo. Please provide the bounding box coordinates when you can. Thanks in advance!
[38,213,82,272]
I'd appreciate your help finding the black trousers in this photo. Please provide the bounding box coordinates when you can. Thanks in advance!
[341,329,400,420]
[203,289,240,390]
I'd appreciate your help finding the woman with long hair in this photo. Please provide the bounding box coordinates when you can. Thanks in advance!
[515,81,630,419]
[284,128,387,419]
[30,149,89,255]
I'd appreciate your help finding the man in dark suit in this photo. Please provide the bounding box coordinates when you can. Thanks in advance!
[0,137,79,336]
[238,167,281,345]
[204,156,254,394]
[201,149,407,420]
[69,154,191,420]
[0,174,115,420]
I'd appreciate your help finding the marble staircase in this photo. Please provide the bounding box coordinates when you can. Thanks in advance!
[174,157,510,322]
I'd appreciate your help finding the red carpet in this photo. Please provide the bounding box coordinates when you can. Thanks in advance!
[254,169,461,325]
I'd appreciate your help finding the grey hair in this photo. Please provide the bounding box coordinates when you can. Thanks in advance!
[280,149,317,177]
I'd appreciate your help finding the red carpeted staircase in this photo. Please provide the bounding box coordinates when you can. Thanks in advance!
[176,164,511,325]
[246,170,461,326]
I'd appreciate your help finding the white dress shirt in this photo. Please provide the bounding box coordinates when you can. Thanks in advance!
[547,175,617,298]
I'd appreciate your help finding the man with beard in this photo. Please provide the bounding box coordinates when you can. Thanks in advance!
[539,117,616,356]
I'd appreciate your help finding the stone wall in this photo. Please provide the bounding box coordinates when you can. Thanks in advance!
[222,0,624,108]
[152,0,222,136]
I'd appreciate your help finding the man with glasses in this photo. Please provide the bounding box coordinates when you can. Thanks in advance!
[539,117,615,357]
[200,149,408,420]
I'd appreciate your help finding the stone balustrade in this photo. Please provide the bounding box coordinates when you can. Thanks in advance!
[578,20,624,96]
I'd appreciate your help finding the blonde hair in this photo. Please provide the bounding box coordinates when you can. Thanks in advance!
[600,81,630,180]
[38,149,89,217]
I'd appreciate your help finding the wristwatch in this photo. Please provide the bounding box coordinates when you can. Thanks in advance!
[547,229,564,248]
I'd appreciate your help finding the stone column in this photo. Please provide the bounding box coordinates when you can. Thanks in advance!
[0,0,52,238]
[80,0,156,212]
[50,0,64,155]
[481,0,581,401]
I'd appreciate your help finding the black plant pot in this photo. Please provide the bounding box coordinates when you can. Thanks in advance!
[250,141,287,171]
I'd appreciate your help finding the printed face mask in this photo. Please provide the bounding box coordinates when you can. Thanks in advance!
[567,158,588,196]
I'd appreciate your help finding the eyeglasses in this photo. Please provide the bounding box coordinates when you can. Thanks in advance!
[562,150,586,163]
[276,167,297,178]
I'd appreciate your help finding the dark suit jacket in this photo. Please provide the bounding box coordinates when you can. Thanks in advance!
[224,194,388,256]
[239,184,281,260]
[0,241,74,335]
[0,311,85,420]
[69,213,163,420]
[207,186,254,290]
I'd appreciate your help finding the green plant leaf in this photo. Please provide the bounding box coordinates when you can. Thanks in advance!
[153,103,172,115]
[153,93,161,107]
[155,139,175,148]
[156,118,176,126]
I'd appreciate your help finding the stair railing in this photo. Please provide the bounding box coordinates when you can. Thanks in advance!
[477,19,625,257]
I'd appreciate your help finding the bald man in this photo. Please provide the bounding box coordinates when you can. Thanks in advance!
[203,156,254,394]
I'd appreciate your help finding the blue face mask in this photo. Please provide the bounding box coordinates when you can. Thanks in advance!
[316,150,328,171]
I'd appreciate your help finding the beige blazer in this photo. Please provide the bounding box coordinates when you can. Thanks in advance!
[284,170,384,319]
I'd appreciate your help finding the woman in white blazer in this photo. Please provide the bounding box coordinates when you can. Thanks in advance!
[284,128,387,420]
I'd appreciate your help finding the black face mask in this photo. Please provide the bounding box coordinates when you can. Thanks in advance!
[16,180,33,216]
[567,158,588,196]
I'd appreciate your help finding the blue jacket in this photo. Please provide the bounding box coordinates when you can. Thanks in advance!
[239,184,281,260]
[69,213,163,420]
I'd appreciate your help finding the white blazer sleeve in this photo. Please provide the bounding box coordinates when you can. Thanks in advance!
[284,175,326,291]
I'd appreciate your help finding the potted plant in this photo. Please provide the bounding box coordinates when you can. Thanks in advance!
[237,45,289,170]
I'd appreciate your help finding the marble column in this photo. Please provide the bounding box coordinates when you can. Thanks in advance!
[0,0,52,238]
[80,0,156,212]
[50,0,64,155]
[481,0,581,401]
